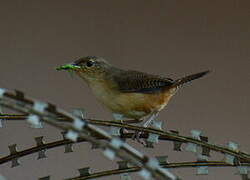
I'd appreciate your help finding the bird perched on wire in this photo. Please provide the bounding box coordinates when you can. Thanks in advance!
[56,56,210,143]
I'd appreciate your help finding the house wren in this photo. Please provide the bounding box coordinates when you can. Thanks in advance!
[56,56,210,142]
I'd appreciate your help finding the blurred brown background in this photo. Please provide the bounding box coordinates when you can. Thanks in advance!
[0,0,249,179]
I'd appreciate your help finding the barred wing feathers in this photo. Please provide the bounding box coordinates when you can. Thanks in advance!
[113,70,174,93]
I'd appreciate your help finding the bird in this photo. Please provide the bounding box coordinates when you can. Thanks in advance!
[56,56,210,143]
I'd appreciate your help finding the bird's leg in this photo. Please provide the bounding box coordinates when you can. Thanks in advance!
[132,112,159,145]
[142,112,159,128]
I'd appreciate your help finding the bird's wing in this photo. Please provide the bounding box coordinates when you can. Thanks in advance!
[113,70,174,93]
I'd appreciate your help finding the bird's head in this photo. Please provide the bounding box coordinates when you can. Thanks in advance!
[56,56,112,82]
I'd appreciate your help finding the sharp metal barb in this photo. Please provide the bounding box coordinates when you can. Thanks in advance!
[78,167,91,176]
[228,141,239,152]
[37,150,47,159]
[47,103,57,113]
[61,131,74,153]
[8,144,18,155]
[200,136,210,157]
[35,136,47,159]
[237,166,248,174]
[197,166,208,175]
[156,156,168,165]
[11,157,20,168]
[109,126,121,136]
[224,141,239,165]
[109,113,122,136]
[103,148,116,160]
[191,130,201,140]
[8,144,20,167]
[185,143,197,153]
[224,154,235,165]
[185,130,201,153]
[35,136,45,146]
[117,161,129,169]
[170,130,182,151]
[33,101,47,113]
[146,121,162,148]
[197,154,208,162]
[145,135,156,148]
[64,144,74,153]
[65,130,78,142]
[14,90,24,100]
[14,90,26,107]
[27,114,43,129]
[138,169,151,180]
[146,158,161,169]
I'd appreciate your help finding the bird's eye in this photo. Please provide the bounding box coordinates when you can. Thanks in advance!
[86,60,94,67]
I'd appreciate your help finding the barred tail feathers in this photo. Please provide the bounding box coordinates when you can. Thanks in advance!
[173,70,210,88]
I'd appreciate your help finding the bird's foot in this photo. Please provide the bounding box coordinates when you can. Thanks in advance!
[132,130,146,146]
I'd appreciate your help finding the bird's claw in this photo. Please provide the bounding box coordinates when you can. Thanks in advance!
[132,131,146,146]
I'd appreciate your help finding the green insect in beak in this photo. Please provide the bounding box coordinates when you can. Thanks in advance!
[55,63,80,71]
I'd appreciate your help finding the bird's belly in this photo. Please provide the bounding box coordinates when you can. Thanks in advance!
[89,82,174,119]
[97,91,173,119]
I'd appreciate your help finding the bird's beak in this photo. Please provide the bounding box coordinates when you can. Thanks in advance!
[55,63,80,71]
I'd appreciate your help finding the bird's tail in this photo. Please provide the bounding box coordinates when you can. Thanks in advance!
[172,70,210,88]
